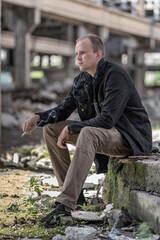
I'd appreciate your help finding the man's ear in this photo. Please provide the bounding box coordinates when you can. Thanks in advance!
[96,50,102,59]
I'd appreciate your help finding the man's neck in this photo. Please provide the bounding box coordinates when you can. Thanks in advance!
[89,61,101,77]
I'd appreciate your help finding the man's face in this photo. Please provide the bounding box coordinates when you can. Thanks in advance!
[75,38,101,76]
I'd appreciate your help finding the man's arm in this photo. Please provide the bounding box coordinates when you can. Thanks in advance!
[36,87,77,127]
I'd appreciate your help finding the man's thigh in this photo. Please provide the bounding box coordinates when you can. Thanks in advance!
[45,120,78,146]
[81,126,132,157]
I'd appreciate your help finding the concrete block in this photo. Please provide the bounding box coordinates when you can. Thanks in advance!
[118,159,160,194]
[102,157,160,234]
[129,190,160,235]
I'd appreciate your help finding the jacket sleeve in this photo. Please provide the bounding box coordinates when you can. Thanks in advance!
[36,87,77,127]
[68,71,133,134]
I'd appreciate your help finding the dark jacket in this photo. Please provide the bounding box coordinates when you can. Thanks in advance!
[38,58,152,156]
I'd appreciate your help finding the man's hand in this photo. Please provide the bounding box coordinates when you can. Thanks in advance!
[22,115,40,135]
[57,126,70,149]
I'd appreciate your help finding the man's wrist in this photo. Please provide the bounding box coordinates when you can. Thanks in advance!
[35,114,40,122]
[67,125,74,135]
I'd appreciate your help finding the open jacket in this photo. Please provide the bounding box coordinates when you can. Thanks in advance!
[37,58,152,158]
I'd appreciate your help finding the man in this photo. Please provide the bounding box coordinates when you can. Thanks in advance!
[23,34,152,227]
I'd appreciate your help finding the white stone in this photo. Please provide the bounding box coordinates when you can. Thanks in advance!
[42,190,60,198]
[83,190,97,198]
[104,204,114,213]
[36,158,52,169]
[2,112,18,128]
[100,204,114,218]
[71,211,104,221]
[6,153,12,161]
[42,176,59,187]
[67,144,76,152]
[52,226,97,240]
[152,129,160,142]
[65,226,97,240]
[85,173,105,185]
[13,153,19,163]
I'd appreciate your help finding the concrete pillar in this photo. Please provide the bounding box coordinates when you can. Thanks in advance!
[5,7,41,89]
[137,0,145,17]
[63,56,76,79]
[99,26,109,42]
[134,49,146,97]
[14,10,28,88]
[99,26,109,57]
[77,26,88,38]
[150,38,156,50]
[127,47,134,67]
[67,24,74,42]
[96,0,103,6]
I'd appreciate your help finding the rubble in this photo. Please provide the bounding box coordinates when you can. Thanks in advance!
[2,112,19,128]
[52,226,98,240]
[71,211,105,222]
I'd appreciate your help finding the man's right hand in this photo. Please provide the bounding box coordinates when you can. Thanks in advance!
[22,115,40,135]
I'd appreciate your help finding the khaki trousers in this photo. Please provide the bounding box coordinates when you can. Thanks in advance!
[43,120,132,210]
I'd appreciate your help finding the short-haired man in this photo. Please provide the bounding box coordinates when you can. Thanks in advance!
[23,34,152,227]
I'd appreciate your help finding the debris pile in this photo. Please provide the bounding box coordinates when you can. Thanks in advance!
[2,79,71,129]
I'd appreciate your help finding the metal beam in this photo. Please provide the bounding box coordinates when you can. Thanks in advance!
[1,31,75,56]
[2,0,160,41]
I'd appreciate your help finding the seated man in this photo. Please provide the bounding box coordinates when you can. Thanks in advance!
[23,34,152,227]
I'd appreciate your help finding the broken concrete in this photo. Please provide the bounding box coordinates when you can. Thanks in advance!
[71,211,104,222]
[52,226,98,240]
[129,190,160,235]
[103,156,160,234]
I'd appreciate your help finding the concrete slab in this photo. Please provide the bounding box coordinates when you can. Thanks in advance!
[119,158,160,194]
[129,190,160,235]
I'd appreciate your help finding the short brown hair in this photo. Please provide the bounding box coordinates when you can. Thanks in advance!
[76,34,105,57]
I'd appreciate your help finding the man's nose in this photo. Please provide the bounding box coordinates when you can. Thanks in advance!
[77,54,81,60]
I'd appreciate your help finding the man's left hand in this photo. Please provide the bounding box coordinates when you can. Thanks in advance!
[57,126,70,149]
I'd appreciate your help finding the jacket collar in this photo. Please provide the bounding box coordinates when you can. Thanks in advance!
[94,58,108,80]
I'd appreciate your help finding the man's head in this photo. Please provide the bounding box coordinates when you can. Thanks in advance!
[75,34,105,76]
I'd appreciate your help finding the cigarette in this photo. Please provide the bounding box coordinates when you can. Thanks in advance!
[21,132,26,137]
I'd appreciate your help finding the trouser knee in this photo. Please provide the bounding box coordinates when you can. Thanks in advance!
[77,127,97,152]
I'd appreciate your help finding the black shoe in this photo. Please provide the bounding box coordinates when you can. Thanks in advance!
[41,203,71,227]
[77,190,87,206]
